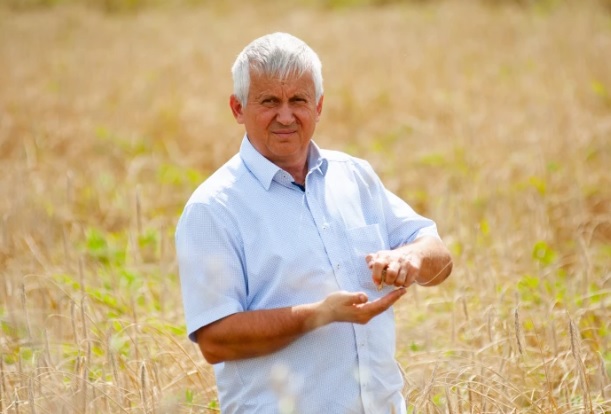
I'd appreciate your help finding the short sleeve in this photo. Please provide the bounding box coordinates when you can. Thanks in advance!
[383,189,440,247]
[354,159,440,248]
[175,202,247,342]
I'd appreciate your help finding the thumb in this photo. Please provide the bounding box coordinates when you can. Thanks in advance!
[349,292,368,305]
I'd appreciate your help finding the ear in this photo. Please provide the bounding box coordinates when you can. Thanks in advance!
[229,95,245,124]
[315,95,324,122]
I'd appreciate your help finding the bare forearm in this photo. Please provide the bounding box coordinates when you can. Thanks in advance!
[367,235,453,288]
[401,236,453,286]
[196,303,322,364]
[196,289,407,364]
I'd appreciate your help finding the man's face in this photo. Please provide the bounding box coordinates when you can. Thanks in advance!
[230,70,323,167]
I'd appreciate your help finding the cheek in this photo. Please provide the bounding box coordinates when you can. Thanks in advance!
[295,108,316,122]
[300,114,318,129]
[253,112,275,128]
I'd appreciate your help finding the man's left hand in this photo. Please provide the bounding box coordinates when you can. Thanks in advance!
[365,236,453,289]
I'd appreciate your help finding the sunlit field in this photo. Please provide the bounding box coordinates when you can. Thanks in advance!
[1,0,610,412]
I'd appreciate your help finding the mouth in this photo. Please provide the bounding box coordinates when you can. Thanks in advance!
[272,130,297,138]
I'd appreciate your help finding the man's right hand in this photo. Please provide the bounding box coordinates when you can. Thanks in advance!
[197,288,406,364]
[314,288,407,327]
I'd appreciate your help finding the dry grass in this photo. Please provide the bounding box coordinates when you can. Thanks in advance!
[1,0,610,412]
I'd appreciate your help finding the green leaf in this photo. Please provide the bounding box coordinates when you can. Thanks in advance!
[528,176,546,195]
[532,241,557,266]
[518,274,539,290]
[479,218,490,236]
[185,389,194,404]
[409,342,422,352]
[591,80,609,99]
[418,153,446,168]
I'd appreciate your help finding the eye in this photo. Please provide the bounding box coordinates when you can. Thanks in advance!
[261,97,278,106]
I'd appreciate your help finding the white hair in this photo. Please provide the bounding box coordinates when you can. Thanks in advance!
[231,32,324,106]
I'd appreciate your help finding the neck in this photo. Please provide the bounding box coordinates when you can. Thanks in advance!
[284,162,308,185]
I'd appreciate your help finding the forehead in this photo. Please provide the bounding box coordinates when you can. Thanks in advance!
[249,70,315,97]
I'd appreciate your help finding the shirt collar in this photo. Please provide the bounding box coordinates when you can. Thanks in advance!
[239,135,328,191]
[307,140,328,177]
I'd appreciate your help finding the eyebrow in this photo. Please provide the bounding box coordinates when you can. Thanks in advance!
[254,90,312,103]
[257,94,279,101]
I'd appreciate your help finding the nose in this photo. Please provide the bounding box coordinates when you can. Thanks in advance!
[275,103,295,125]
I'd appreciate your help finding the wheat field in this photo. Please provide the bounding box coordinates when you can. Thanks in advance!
[0,0,610,412]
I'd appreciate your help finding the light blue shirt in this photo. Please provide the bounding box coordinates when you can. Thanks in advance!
[175,137,439,414]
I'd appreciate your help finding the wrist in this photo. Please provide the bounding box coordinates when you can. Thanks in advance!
[300,301,331,331]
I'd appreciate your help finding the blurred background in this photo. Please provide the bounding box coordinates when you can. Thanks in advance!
[1,0,610,412]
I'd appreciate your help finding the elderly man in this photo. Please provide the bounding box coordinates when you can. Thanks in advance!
[175,32,452,414]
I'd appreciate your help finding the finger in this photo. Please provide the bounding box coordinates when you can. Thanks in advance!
[365,253,375,267]
[337,291,368,305]
[384,261,401,285]
[403,256,423,286]
[353,292,368,304]
[359,287,407,313]
[366,251,386,268]
[371,259,388,285]
[372,265,385,286]
[380,286,407,305]
[349,288,407,324]
[395,265,408,286]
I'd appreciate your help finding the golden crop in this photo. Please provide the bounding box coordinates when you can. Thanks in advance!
[0,1,609,412]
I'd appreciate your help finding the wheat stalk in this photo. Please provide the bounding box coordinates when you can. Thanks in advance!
[135,186,143,239]
[27,378,36,414]
[455,385,463,414]
[20,282,32,341]
[569,317,592,413]
[598,351,608,400]
[0,356,4,414]
[13,387,20,414]
[445,385,455,414]
[140,361,149,414]
[513,307,523,356]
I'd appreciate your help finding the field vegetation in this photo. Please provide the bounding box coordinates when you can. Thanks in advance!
[0,0,610,412]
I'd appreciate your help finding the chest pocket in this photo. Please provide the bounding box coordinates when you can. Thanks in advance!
[346,223,387,291]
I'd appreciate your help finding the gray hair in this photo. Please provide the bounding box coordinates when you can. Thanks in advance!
[231,32,324,106]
